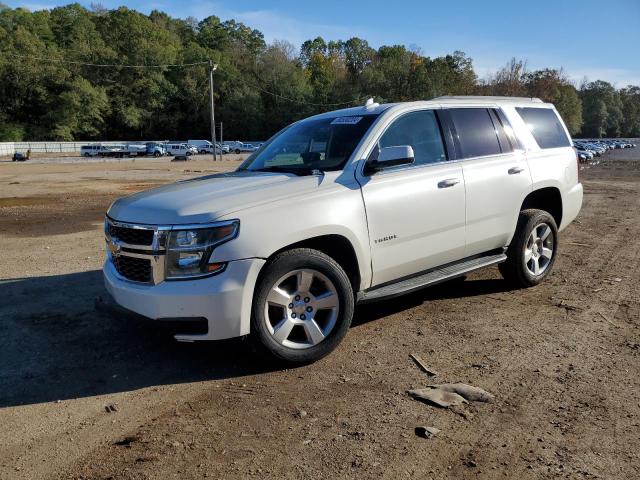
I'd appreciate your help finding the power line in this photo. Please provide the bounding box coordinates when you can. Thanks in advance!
[254,84,364,107]
[1,52,210,68]
[2,51,366,107]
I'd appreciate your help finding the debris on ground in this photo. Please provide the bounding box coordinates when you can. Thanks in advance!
[565,241,591,247]
[408,387,467,408]
[597,311,619,327]
[409,354,438,376]
[431,383,495,403]
[414,426,440,439]
[113,436,139,447]
[471,363,489,369]
[408,383,494,409]
[553,299,582,312]
[104,404,118,413]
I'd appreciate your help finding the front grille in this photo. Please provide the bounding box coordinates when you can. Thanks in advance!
[109,224,154,246]
[113,256,152,283]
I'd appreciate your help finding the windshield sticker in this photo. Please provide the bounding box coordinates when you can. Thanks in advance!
[331,116,363,125]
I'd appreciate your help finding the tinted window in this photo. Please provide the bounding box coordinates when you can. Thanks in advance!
[516,107,571,149]
[375,110,446,166]
[489,109,514,153]
[449,108,502,158]
[493,108,520,150]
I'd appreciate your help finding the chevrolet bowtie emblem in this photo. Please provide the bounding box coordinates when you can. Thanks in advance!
[109,240,121,257]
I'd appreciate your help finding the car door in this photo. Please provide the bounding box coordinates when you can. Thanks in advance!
[357,109,466,287]
[445,107,532,256]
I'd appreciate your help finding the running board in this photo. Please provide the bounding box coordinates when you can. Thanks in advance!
[357,252,507,304]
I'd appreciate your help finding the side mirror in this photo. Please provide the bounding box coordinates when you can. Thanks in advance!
[366,145,414,174]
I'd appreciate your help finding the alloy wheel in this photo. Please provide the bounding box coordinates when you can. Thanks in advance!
[264,269,339,349]
[524,222,554,276]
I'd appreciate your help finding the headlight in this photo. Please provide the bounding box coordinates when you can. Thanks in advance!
[165,220,239,280]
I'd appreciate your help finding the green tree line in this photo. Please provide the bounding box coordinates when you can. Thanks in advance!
[1,3,638,141]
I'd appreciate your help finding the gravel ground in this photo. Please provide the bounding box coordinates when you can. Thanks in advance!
[0,150,639,479]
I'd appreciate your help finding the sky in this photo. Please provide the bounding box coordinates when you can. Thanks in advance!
[8,0,640,86]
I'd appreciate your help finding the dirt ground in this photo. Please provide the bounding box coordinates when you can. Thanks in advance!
[0,150,638,480]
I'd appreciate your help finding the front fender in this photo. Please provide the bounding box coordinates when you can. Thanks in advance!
[212,181,372,290]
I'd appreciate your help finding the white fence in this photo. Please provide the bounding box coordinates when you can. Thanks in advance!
[0,141,160,157]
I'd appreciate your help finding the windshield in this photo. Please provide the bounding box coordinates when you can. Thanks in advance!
[239,114,378,173]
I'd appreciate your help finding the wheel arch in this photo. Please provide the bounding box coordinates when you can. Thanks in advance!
[261,234,362,294]
[520,186,563,227]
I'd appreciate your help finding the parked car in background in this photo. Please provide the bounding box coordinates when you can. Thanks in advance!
[225,141,258,154]
[80,145,101,157]
[166,143,198,156]
[187,140,227,155]
[188,140,213,154]
[104,96,582,363]
[12,152,27,162]
[145,142,166,157]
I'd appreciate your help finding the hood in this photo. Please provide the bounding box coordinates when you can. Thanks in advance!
[107,171,325,225]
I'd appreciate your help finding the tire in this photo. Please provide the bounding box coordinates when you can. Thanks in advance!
[499,209,558,288]
[83,153,90,158]
[251,248,354,364]
[153,151,160,157]
[199,150,206,155]
[235,148,241,154]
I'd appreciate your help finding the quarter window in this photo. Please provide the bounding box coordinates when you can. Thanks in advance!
[515,107,571,149]
[449,108,502,158]
[376,110,446,166]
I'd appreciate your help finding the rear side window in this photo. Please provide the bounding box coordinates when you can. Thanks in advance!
[515,107,571,149]
[448,108,502,158]
[376,110,446,166]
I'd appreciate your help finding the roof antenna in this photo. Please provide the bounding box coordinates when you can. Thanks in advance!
[364,97,379,109]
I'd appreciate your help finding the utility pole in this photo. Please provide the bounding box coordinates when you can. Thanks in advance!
[219,122,223,159]
[209,61,218,161]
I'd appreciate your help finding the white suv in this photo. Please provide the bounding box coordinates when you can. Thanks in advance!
[104,96,583,363]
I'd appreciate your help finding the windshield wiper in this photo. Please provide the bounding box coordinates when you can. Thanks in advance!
[250,166,324,176]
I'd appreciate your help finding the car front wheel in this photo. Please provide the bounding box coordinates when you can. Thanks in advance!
[499,209,558,287]
[251,248,354,363]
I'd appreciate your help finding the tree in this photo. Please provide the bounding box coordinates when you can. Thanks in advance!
[49,77,109,139]
[619,86,640,137]
[580,81,622,137]
[484,58,528,96]
[0,4,637,142]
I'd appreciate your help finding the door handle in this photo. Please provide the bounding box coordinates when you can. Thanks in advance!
[508,166,525,175]
[438,178,460,188]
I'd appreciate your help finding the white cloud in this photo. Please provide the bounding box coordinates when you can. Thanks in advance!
[18,2,58,10]
[566,68,640,88]
[183,2,368,47]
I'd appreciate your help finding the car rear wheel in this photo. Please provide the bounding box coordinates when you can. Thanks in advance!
[251,248,354,363]
[499,209,558,288]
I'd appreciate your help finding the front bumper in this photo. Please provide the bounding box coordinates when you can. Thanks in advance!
[103,257,265,341]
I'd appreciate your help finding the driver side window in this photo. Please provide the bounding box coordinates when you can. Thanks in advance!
[375,110,446,166]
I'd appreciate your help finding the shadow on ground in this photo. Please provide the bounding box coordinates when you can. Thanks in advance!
[0,270,514,408]
[0,270,275,408]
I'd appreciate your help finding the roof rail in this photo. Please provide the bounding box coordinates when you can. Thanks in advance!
[434,95,543,103]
